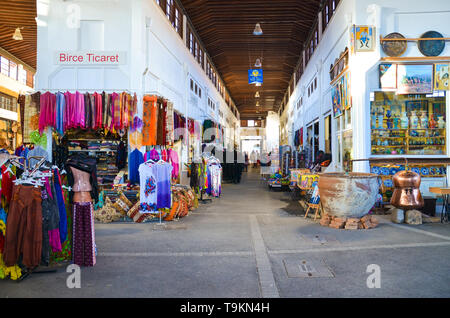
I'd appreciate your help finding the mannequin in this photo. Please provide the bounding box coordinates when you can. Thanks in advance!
[71,166,92,203]
[66,154,98,267]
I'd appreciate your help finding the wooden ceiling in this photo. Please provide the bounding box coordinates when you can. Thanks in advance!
[180,0,322,119]
[0,0,36,70]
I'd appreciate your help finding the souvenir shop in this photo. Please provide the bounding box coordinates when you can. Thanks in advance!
[0,91,224,281]
[367,30,450,210]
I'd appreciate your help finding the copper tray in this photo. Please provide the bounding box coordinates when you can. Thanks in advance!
[418,30,445,56]
[382,32,407,57]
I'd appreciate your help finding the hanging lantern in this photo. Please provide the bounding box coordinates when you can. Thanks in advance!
[253,23,263,35]
[12,27,23,41]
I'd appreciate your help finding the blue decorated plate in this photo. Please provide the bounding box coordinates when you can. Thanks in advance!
[411,167,421,174]
[389,167,398,175]
[372,166,381,175]
[398,165,405,171]
[421,167,429,176]
[440,167,447,175]
[381,167,390,175]
[384,179,393,188]
[430,167,436,175]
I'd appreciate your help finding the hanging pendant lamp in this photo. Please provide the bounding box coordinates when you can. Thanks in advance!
[255,92,260,98]
[254,58,262,68]
[253,23,263,35]
[12,27,23,41]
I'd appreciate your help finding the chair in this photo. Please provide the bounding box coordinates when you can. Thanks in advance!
[304,202,322,220]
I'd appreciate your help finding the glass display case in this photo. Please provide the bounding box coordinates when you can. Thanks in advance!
[371,91,446,155]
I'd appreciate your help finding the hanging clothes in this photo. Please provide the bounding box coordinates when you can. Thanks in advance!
[72,202,96,267]
[129,149,144,185]
[138,160,173,213]
[142,95,158,146]
[4,185,43,268]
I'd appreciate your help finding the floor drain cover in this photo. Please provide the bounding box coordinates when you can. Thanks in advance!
[283,259,334,278]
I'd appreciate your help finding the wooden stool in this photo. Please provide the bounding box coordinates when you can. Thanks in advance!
[305,202,321,220]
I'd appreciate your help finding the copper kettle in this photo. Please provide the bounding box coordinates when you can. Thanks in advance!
[390,169,424,210]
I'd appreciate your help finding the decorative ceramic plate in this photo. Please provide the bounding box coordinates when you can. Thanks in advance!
[372,166,381,174]
[421,167,429,176]
[389,167,398,175]
[429,167,436,175]
[418,31,445,57]
[384,179,393,188]
[382,32,407,57]
[398,165,405,171]
[411,167,421,174]
[381,167,390,175]
[440,167,447,174]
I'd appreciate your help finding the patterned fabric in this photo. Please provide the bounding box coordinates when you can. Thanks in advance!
[94,197,122,223]
[145,176,156,197]
[73,202,96,267]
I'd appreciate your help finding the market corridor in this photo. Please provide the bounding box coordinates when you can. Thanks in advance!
[1,169,450,298]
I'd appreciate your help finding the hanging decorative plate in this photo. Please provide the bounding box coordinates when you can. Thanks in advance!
[418,31,445,57]
[411,167,421,175]
[389,167,398,175]
[421,167,429,176]
[371,166,381,175]
[334,58,339,78]
[381,167,390,175]
[384,179,393,188]
[440,167,447,175]
[381,32,407,57]
[398,165,405,171]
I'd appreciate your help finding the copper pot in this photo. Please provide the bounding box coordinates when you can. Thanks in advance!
[390,170,424,209]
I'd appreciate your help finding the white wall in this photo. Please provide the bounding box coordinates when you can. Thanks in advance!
[36,0,239,133]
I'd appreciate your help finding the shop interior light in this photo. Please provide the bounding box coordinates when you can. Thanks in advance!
[255,92,260,98]
[256,101,260,107]
[255,58,262,68]
[12,27,23,41]
[253,23,263,35]
[255,83,262,87]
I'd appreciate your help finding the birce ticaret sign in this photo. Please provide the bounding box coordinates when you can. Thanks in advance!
[55,51,127,65]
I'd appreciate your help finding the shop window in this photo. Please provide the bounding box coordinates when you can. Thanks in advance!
[335,109,353,171]
[0,93,17,112]
[370,91,446,155]
[8,61,17,81]
[198,88,202,98]
[325,114,332,153]
[190,79,194,91]
[1,56,9,76]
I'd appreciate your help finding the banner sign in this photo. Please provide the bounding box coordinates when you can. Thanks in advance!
[248,69,263,84]
[55,51,127,65]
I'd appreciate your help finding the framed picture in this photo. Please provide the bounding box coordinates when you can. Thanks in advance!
[353,25,376,52]
[332,83,343,118]
[434,63,449,90]
[379,63,397,89]
[397,64,433,94]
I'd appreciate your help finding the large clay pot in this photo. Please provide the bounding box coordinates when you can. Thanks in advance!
[318,172,379,218]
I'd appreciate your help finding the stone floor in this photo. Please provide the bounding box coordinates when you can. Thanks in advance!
[1,168,450,298]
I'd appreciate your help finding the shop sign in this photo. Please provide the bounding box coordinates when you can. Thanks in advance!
[54,51,127,65]
[248,69,263,84]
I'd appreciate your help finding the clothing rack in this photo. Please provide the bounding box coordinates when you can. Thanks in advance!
[6,156,59,282]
